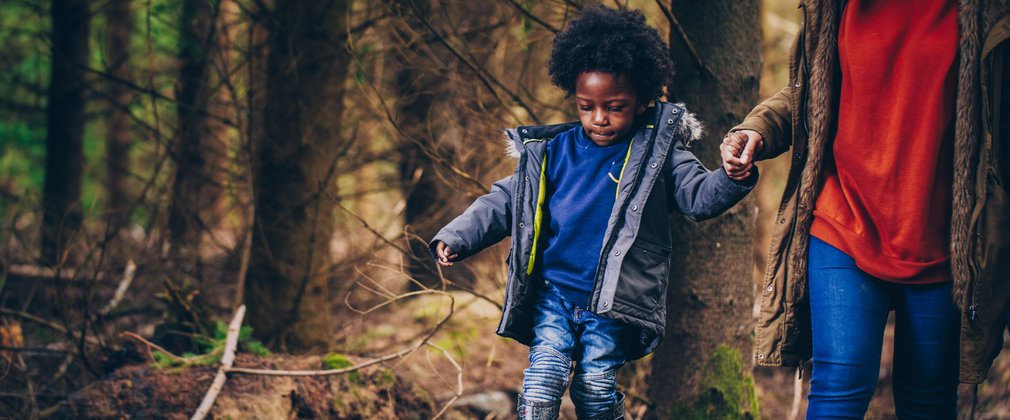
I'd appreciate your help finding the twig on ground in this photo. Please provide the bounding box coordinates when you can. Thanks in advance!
[191,305,246,420]
[100,260,136,315]
[426,342,463,419]
[50,352,76,383]
[3,264,100,282]
[0,308,101,346]
[789,370,804,420]
[119,331,186,363]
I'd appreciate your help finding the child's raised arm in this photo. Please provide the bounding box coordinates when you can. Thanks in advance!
[666,136,757,221]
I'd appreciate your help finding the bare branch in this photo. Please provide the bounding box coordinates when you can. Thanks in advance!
[654,0,717,80]
[191,305,246,420]
[499,0,561,33]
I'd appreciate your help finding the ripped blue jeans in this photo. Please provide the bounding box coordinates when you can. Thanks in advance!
[522,281,629,418]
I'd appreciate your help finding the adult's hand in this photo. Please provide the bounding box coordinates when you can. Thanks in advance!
[734,129,764,165]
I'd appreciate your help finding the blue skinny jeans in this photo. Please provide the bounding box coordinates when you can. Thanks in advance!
[521,281,628,418]
[806,237,959,419]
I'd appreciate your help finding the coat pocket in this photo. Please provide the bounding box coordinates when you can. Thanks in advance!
[614,241,672,311]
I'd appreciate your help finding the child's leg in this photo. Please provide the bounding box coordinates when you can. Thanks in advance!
[570,309,628,419]
[521,283,577,419]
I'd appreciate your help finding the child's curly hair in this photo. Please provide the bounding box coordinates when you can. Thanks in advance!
[548,5,673,101]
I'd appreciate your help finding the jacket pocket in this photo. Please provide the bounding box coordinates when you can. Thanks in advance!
[614,241,672,312]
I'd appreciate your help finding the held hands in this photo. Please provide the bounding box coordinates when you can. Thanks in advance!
[435,241,459,267]
[720,130,764,181]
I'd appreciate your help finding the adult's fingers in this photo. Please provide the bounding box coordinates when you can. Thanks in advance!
[721,143,744,167]
[739,131,764,165]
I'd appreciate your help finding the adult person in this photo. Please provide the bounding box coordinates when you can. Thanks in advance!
[720,0,1010,418]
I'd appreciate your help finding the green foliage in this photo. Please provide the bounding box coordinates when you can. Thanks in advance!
[152,321,270,369]
[324,352,359,382]
[667,344,761,420]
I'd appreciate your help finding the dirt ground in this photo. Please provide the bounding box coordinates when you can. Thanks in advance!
[3,257,1008,419]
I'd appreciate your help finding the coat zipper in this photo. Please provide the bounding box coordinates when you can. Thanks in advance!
[498,130,526,332]
[590,111,663,311]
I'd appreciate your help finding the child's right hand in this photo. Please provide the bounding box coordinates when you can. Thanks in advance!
[435,241,459,267]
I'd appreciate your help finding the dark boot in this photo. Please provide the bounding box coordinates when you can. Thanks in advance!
[517,394,561,420]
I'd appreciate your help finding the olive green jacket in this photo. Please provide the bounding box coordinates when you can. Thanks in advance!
[733,0,1010,384]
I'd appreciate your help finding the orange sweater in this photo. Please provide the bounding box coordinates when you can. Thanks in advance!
[810,0,957,284]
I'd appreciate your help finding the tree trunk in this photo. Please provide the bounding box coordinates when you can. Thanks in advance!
[41,0,91,265]
[647,1,762,418]
[104,0,133,229]
[245,0,350,351]
[168,0,228,265]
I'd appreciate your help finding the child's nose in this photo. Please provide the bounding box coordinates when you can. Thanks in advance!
[592,111,608,125]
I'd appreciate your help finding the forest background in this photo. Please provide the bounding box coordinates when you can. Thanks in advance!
[0,0,1007,418]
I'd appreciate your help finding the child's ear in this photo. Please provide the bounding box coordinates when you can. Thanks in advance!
[636,103,647,115]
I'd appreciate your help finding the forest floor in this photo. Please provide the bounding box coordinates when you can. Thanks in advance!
[2,254,1009,419]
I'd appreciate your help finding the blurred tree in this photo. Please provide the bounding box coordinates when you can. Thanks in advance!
[647,1,762,418]
[245,0,350,351]
[103,0,133,230]
[389,0,484,287]
[41,0,91,264]
[168,0,228,267]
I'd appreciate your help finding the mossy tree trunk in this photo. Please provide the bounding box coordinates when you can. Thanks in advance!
[648,1,762,418]
[245,0,350,351]
[41,0,91,264]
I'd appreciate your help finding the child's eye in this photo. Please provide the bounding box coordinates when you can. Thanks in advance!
[609,107,624,112]
[578,106,592,112]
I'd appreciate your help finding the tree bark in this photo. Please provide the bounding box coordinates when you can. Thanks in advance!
[41,0,91,264]
[168,0,228,264]
[245,0,350,351]
[104,0,133,229]
[647,1,762,418]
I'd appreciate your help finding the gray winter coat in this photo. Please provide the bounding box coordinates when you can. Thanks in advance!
[429,102,755,360]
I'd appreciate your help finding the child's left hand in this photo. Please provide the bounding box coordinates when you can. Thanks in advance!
[720,131,756,181]
[435,241,459,267]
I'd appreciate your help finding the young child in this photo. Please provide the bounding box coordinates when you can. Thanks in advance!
[429,6,756,419]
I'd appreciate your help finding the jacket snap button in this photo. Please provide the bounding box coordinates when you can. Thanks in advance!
[522,128,528,133]
[650,163,657,168]
[671,109,679,114]
[778,218,786,224]
[794,82,801,88]
[525,176,530,181]
[519,223,525,228]
[614,251,621,256]
[603,301,610,307]
[667,119,674,124]
[758,353,765,359]
[632,205,638,211]
[766,285,773,292]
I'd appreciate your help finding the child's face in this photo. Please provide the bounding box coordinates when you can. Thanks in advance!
[575,71,646,147]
